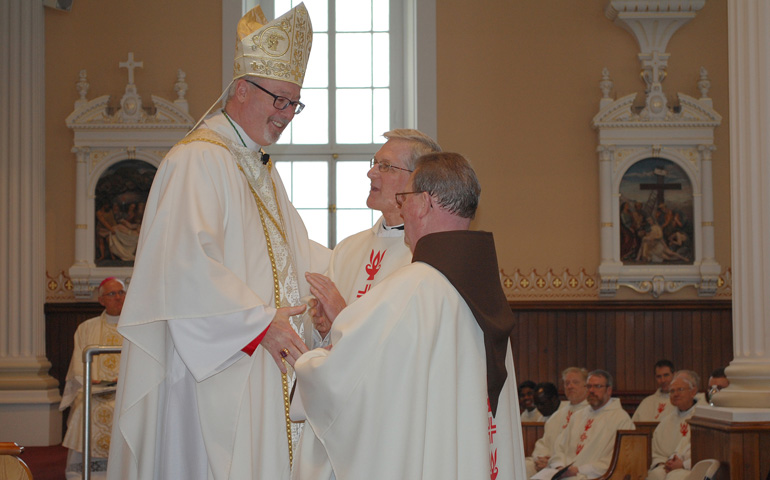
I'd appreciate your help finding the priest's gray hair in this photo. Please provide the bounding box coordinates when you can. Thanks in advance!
[562,366,588,382]
[673,370,701,390]
[383,129,441,170]
[412,152,480,219]
[588,369,614,388]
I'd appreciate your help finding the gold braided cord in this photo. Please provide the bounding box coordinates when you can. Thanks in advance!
[247,169,293,468]
[176,136,229,150]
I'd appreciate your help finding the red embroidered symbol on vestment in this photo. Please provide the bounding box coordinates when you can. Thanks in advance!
[356,284,371,298]
[575,418,594,455]
[655,402,666,419]
[562,410,573,429]
[680,422,689,436]
[365,249,386,280]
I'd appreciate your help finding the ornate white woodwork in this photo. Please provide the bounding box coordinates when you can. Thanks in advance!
[66,53,194,299]
[594,1,721,297]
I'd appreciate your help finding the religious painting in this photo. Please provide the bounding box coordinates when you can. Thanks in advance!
[94,160,157,267]
[619,157,694,265]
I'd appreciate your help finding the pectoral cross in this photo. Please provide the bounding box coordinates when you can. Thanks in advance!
[119,52,143,85]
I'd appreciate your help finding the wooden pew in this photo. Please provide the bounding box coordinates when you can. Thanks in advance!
[597,430,651,480]
[521,422,545,457]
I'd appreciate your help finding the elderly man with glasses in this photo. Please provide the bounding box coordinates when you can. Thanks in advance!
[647,370,706,480]
[60,277,125,478]
[539,369,635,479]
[304,129,441,345]
[108,5,332,480]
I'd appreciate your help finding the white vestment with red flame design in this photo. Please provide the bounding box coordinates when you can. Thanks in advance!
[546,398,634,479]
[647,403,699,480]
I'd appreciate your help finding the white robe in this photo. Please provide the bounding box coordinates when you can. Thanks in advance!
[107,113,330,480]
[520,409,545,422]
[327,216,411,304]
[544,398,635,479]
[647,403,700,480]
[526,400,589,477]
[291,262,527,480]
[632,389,675,422]
[60,312,122,478]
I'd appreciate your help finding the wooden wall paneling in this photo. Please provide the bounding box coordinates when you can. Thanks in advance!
[692,309,703,380]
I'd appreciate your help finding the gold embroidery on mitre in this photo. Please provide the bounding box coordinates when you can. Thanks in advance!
[233,3,312,87]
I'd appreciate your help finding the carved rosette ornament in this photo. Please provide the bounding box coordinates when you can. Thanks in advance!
[593,0,720,298]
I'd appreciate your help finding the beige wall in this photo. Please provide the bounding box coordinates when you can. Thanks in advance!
[44,0,730,301]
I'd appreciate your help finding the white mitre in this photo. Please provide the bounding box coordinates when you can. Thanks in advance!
[190,3,313,132]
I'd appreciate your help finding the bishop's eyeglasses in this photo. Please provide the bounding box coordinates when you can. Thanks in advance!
[244,78,305,114]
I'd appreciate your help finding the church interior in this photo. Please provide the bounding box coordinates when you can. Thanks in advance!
[2,0,769,479]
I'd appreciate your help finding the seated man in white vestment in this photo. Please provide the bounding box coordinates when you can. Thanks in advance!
[60,277,125,479]
[291,152,527,480]
[633,359,676,422]
[706,367,729,403]
[306,129,441,346]
[526,366,589,478]
[536,369,635,479]
[647,370,707,480]
[107,5,330,480]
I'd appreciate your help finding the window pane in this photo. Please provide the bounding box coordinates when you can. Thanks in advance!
[300,0,328,32]
[336,33,372,88]
[336,0,371,32]
[275,161,293,195]
[275,0,291,17]
[372,0,388,31]
[291,161,328,208]
[304,33,328,88]
[337,209,376,241]
[337,161,371,208]
[373,88,389,141]
[337,89,372,143]
[291,89,329,144]
[372,33,389,87]
[297,209,329,247]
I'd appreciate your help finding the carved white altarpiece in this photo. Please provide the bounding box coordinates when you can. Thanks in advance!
[66,53,194,298]
[593,1,721,297]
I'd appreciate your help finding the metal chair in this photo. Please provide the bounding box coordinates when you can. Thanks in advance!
[687,459,720,480]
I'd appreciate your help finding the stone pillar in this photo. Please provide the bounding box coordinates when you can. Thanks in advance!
[709,0,770,410]
[0,0,62,445]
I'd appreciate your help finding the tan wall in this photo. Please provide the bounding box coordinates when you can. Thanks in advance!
[436,0,730,300]
[44,0,730,300]
[44,0,222,282]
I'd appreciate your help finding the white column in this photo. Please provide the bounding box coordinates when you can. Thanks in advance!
[0,0,62,445]
[709,0,770,411]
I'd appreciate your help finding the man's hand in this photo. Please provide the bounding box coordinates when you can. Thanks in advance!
[261,305,308,373]
[534,456,549,471]
[305,272,347,323]
[664,455,684,472]
[307,297,333,338]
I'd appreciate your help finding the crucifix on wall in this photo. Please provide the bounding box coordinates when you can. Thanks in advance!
[119,52,143,85]
[639,167,682,215]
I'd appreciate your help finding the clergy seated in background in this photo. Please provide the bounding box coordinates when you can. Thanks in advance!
[647,370,707,480]
[305,129,441,347]
[706,367,729,403]
[291,152,527,480]
[534,369,635,480]
[633,359,676,422]
[59,277,125,479]
[534,382,561,421]
[520,380,545,422]
[526,366,590,478]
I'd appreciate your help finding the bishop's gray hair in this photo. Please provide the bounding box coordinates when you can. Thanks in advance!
[382,129,441,170]
[674,370,701,390]
[411,152,480,219]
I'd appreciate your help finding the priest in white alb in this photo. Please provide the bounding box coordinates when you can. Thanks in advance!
[647,370,706,480]
[107,5,330,480]
[60,277,125,479]
[306,129,441,346]
[537,370,635,479]
[291,152,527,480]
[633,359,676,422]
[526,366,589,478]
